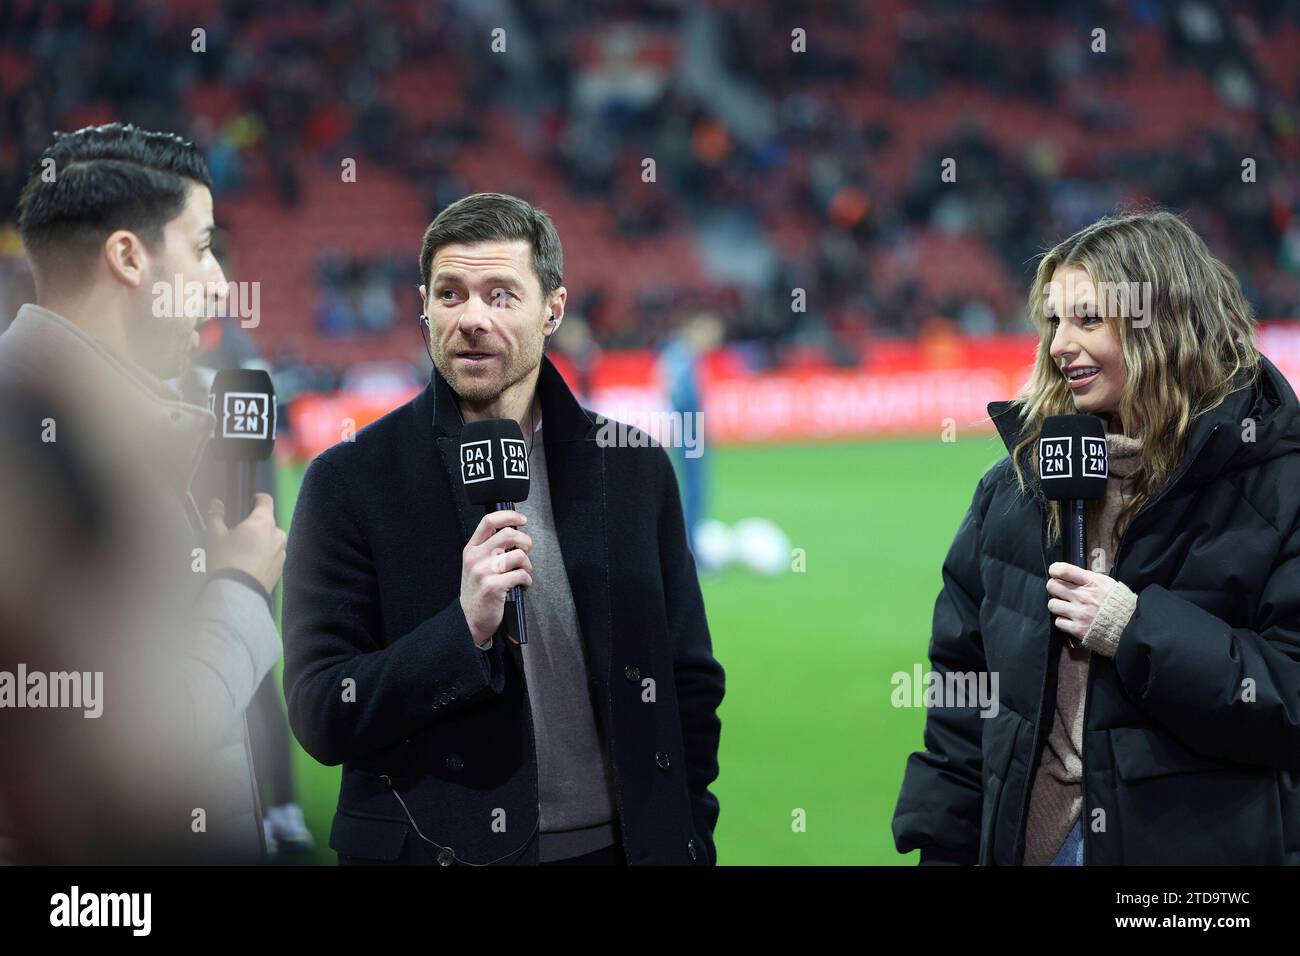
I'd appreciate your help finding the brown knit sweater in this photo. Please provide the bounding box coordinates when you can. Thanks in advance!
[1022,433,1142,865]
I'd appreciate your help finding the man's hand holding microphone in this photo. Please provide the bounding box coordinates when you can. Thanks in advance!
[206,492,288,596]
[460,510,532,648]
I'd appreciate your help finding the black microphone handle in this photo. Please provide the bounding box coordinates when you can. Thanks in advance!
[222,458,274,617]
[1063,498,1087,649]
[495,500,529,645]
[226,459,255,524]
[1065,499,1087,569]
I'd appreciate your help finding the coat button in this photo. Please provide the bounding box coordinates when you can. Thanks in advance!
[436,848,454,866]
[446,754,463,771]
[624,664,641,682]
[687,839,698,861]
[655,751,671,770]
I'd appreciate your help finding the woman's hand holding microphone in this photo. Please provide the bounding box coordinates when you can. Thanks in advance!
[1046,561,1117,642]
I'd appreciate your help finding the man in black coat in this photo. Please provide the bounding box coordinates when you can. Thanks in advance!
[283,193,724,865]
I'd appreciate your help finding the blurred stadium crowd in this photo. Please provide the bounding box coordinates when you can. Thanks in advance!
[1,0,1298,394]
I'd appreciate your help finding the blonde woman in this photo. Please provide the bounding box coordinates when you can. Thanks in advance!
[893,209,1300,865]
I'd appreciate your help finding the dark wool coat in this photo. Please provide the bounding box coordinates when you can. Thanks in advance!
[283,355,724,865]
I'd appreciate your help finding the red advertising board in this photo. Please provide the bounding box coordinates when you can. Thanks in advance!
[284,323,1300,459]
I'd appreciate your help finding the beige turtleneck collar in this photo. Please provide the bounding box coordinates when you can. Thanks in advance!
[1106,432,1142,479]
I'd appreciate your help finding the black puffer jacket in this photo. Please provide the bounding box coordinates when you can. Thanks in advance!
[893,354,1300,865]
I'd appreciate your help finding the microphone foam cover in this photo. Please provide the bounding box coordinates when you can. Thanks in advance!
[1038,414,1109,500]
[459,418,531,505]
[209,368,277,462]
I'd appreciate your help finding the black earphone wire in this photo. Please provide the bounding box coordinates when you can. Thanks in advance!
[381,773,539,866]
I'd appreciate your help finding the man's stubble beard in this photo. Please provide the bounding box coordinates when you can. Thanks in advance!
[433,325,545,406]
[126,264,202,381]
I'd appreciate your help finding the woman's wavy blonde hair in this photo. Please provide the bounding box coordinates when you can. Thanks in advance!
[1010,209,1260,542]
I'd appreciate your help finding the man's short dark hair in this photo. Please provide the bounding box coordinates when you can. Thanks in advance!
[17,122,213,264]
[419,192,563,298]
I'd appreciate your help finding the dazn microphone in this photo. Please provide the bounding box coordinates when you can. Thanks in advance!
[459,418,532,645]
[209,368,277,524]
[1038,414,1108,646]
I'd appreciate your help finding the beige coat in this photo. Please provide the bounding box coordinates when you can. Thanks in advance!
[0,304,280,863]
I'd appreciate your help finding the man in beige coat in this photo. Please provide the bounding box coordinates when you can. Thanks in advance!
[0,123,284,863]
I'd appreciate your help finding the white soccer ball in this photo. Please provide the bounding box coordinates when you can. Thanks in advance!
[692,518,735,572]
[732,517,791,576]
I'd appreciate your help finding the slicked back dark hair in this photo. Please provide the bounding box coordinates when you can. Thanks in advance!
[17,122,213,263]
[419,192,563,298]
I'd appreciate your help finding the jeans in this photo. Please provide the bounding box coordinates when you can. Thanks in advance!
[1049,817,1085,866]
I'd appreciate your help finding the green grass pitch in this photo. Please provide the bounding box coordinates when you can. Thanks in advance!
[272,433,1007,865]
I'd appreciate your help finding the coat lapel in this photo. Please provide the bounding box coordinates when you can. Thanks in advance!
[435,434,481,543]
[427,358,489,544]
